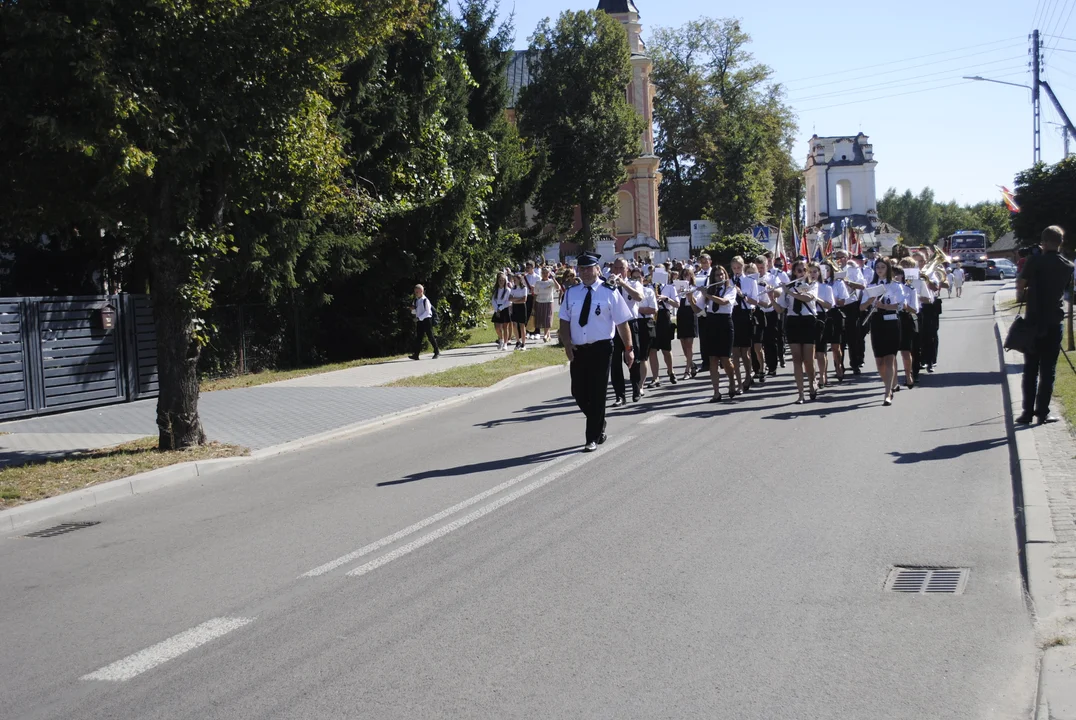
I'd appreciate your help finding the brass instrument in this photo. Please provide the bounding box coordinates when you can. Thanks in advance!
[919,246,951,285]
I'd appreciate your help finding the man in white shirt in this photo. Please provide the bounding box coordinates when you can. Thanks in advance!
[559,252,635,452]
[409,284,440,360]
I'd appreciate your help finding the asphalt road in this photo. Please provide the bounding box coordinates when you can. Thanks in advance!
[0,281,1037,719]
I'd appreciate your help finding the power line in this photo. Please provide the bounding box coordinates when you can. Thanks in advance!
[788,56,1027,103]
[1054,1,1076,40]
[1033,0,1046,31]
[782,36,1023,83]
[1041,0,1064,39]
[1047,0,1074,38]
[787,43,1026,93]
[794,70,1029,113]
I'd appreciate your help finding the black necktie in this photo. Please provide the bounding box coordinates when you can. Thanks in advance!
[578,286,593,327]
[734,277,746,309]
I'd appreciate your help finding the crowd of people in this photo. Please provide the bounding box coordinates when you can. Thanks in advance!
[555,245,964,451]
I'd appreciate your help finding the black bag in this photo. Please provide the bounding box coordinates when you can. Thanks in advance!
[1003,307,1036,354]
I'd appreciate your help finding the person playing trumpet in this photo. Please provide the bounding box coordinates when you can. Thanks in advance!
[693,265,738,402]
[781,260,820,404]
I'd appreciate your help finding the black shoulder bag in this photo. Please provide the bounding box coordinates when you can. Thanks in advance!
[1003,301,1036,354]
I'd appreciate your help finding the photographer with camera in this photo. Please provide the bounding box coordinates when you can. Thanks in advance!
[1015,226,1073,425]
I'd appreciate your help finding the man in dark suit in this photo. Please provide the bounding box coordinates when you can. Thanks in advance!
[1015,225,1073,425]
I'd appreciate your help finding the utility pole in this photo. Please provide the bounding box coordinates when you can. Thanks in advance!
[1033,29,1042,165]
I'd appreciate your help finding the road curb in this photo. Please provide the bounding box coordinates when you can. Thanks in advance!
[0,361,568,534]
[993,286,1076,719]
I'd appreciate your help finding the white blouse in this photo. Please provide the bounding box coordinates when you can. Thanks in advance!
[783,281,819,316]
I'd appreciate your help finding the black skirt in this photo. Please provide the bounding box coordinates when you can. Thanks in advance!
[510,303,528,325]
[701,313,734,358]
[870,312,901,357]
[676,301,697,339]
[785,314,816,345]
[899,313,917,352]
[826,307,845,346]
[732,306,753,348]
[652,308,675,351]
[493,308,511,324]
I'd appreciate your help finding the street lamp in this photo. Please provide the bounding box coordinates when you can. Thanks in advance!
[962,75,1031,91]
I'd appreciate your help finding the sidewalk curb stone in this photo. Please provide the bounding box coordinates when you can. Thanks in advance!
[0,362,567,534]
[993,286,1076,720]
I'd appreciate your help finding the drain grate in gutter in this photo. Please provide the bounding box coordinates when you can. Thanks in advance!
[23,521,101,539]
[885,566,969,595]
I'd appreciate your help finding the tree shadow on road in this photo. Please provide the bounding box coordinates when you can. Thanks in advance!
[887,437,1007,464]
[378,446,578,486]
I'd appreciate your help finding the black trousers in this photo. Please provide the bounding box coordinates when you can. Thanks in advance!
[570,340,613,443]
[761,311,779,372]
[1022,323,1063,419]
[919,302,939,367]
[611,321,641,398]
[415,318,439,356]
[775,311,786,363]
[842,301,865,369]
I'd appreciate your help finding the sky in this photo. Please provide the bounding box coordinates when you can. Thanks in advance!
[488,0,1076,206]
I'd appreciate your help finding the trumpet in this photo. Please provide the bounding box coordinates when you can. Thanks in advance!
[919,246,951,284]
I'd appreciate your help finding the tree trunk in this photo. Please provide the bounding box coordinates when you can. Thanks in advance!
[148,174,206,450]
[580,211,594,251]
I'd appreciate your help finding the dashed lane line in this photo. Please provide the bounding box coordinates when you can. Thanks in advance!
[347,434,636,578]
[81,617,255,682]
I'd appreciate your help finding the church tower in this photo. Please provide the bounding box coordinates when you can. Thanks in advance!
[597,0,661,252]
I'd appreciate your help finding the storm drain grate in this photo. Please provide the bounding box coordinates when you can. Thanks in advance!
[885,566,969,595]
[23,521,100,538]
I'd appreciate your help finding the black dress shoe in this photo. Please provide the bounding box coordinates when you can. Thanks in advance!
[852,367,861,376]
[631,390,640,403]
[597,433,608,445]
[1039,415,1062,425]
[408,354,420,360]
[612,397,626,407]
[1015,413,1034,424]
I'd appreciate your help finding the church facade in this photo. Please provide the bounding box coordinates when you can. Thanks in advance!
[506,0,661,258]
[803,133,879,233]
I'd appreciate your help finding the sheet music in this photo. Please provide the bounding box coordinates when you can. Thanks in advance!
[862,284,886,299]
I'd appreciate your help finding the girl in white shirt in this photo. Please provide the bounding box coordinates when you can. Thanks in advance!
[491,272,513,350]
[509,275,529,351]
[810,263,834,389]
[895,260,921,389]
[783,259,820,404]
[864,260,903,405]
[697,265,738,402]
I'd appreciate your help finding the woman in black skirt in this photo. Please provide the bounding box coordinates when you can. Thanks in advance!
[697,265,738,401]
[676,267,699,380]
[894,260,921,390]
[729,256,758,394]
[865,260,903,406]
[809,262,834,389]
[648,270,680,387]
[781,259,820,404]
[508,274,529,351]
[491,272,513,350]
[823,260,849,383]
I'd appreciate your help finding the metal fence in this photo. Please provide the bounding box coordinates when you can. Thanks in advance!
[0,294,157,421]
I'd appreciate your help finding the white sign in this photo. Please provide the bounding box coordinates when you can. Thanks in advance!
[690,220,716,251]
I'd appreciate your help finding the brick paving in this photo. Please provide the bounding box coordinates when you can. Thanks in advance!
[1037,416,1076,619]
[0,339,532,464]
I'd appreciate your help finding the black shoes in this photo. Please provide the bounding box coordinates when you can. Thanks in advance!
[408,354,420,360]
[1015,414,1034,424]
[612,397,626,407]
[432,352,440,359]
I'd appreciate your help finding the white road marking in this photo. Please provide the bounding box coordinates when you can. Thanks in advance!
[302,450,584,577]
[640,413,671,425]
[346,434,635,578]
[81,617,254,682]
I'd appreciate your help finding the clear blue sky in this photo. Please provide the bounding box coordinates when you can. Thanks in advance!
[486,0,1076,206]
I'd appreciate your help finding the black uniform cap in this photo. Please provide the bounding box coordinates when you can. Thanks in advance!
[575,252,601,268]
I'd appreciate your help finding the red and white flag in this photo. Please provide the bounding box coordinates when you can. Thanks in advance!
[999,185,1021,213]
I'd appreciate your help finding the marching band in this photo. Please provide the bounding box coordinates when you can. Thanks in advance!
[556,246,954,450]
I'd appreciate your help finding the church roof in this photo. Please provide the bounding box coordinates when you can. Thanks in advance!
[597,0,639,13]
[990,231,1018,252]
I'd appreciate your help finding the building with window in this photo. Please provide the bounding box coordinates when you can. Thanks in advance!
[803,134,879,233]
[506,0,661,260]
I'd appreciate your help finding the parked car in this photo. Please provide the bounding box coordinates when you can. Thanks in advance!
[984,259,1018,280]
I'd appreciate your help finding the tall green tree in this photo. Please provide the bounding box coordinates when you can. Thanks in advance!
[517,10,644,249]
[650,18,797,237]
[0,0,421,448]
[877,188,939,245]
[1013,156,1076,254]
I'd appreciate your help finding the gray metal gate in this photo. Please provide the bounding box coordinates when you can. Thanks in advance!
[0,294,158,421]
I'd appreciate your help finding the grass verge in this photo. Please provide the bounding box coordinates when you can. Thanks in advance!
[1056,324,1076,427]
[200,323,500,393]
[0,437,248,510]
[386,345,566,388]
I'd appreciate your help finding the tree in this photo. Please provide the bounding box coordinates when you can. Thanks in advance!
[517,10,644,249]
[0,0,421,448]
[877,188,939,245]
[1013,156,1076,254]
[650,18,797,236]
[698,233,766,270]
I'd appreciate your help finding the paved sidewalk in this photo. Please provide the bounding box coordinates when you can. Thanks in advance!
[0,339,539,466]
[994,286,1076,719]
